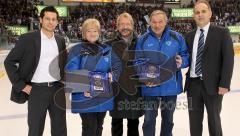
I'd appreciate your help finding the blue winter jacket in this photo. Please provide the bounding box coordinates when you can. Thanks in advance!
[135,26,189,96]
[65,42,121,113]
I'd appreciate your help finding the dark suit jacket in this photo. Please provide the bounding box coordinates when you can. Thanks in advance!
[4,30,67,104]
[184,25,234,95]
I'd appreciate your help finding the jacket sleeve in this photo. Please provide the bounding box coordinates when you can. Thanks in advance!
[111,49,122,82]
[65,44,82,71]
[60,37,68,80]
[219,28,234,89]
[4,35,27,92]
[178,34,190,68]
[135,37,145,74]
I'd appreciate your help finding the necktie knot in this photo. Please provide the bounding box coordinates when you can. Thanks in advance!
[200,29,204,33]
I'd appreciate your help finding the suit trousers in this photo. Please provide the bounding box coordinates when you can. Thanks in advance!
[111,118,139,136]
[27,82,67,136]
[187,78,223,136]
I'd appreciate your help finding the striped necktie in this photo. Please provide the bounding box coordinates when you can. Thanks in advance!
[195,29,204,76]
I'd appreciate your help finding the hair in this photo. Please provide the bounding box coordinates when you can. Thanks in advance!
[150,10,168,22]
[116,12,134,28]
[194,0,212,11]
[40,6,59,19]
[81,18,101,40]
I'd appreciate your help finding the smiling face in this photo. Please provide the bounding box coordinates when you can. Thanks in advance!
[117,15,134,38]
[150,12,167,37]
[193,2,212,28]
[82,19,101,43]
[85,27,100,43]
[40,11,58,33]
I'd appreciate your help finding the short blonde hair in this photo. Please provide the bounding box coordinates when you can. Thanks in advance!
[116,12,134,28]
[150,10,168,22]
[82,18,101,40]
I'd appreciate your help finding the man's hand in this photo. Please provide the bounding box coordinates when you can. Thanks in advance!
[145,82,159,87]
[176,55,182,68]
[218,87,229,95]
[22,85,32,95]
[84,91,92,98]
[109,73,113,82]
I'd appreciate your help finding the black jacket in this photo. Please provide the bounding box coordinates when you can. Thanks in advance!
[106,32,143,119]
[184,25,234,94]
[4,30,67,103]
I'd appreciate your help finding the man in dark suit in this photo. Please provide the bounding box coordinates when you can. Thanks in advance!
[185,0,234,136]
[4,6,67,136]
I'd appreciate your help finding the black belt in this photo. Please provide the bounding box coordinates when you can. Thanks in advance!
[31,81,59,87]
[190,76,203,80]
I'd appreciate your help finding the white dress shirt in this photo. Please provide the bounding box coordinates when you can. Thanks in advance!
[31,30,60,82]
[190,22,210,78]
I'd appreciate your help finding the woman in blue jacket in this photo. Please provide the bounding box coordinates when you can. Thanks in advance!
[65,18,121,136]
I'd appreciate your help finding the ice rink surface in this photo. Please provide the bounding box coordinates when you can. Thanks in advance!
[0,50,239,136]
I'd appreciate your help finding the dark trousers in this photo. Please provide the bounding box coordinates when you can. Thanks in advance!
[142,96,177,136]
[187,78,223,136]
[111,118,139,136]
[80,112,106,136]
[27,83,67,136]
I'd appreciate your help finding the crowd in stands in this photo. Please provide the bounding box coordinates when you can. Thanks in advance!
[210,0,240,26]
[0,0,40,45]
[63,3,168,40]
[0,0,39,28]
[0,0,239,45]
